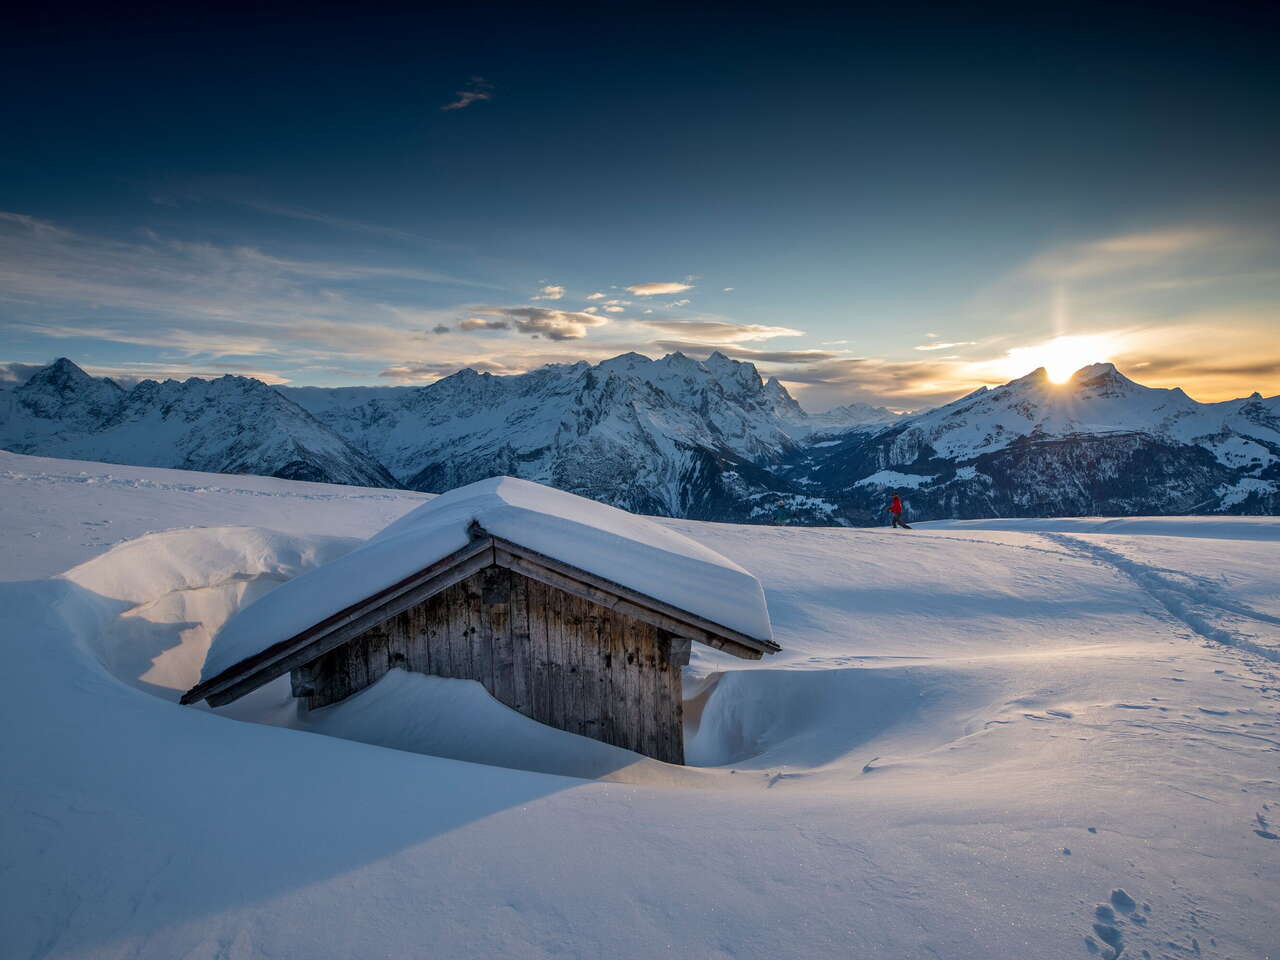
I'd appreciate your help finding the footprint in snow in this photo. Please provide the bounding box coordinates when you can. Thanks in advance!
[1255,811,1280,841]
[1197,706,1230,716]
[1082,889,1144,960]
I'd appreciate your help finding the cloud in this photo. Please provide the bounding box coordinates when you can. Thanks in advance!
[637,317,804,343]
[237,199,437,245]
[532,284,564,301]
[914,341,976,351]
[1021,227,1239,284]
[626,280,694,296]
[667,299,691,308]
[722,287,734,292]
[459,317,511,331]
[585,292,605,300]
[441,77,493,111]
[460,306,609,341]
[604,306,625,313]
[0,361,46,383]
[430,324,451,334]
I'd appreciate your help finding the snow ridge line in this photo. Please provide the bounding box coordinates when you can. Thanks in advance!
[1,469,420,503]
[1040,533,1280,664]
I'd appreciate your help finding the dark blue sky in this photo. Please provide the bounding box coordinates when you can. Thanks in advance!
[2,2,1277,406]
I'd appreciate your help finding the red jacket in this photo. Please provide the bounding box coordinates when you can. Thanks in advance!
[889,495,903,515]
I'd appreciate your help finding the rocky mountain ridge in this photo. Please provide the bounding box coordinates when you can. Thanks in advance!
[2,355,1276,522]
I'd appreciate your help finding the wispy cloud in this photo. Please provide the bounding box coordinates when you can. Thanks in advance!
[237,199,437,245]
[626,280,694,296]
[585,292,605,300]
[1026,228,1232,282]
[531,284,565,301]
[914,340,975,351]
[0,211,497,365]
[441,77,493,111]
[637,317,803,343]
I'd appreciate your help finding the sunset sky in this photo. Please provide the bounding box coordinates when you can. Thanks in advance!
[2,4,1277,410]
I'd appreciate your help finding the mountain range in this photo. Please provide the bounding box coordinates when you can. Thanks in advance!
[2,355,1276,522]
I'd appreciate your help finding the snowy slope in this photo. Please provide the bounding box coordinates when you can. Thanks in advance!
[2,452,1277,960]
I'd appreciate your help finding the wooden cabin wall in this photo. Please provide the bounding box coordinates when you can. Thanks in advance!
[294,566,686,764]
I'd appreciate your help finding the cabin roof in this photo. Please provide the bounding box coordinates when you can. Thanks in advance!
[185,478,778,707]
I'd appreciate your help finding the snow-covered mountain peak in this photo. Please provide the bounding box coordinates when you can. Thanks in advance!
[1013,366,1051,386]
[15,356,125,425]
[2,359,396,488]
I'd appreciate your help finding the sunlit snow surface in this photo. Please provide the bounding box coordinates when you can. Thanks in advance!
[1,450,1277,960]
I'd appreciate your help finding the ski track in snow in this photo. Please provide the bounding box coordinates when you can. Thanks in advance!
[0,467,420,504]
[1041,532,1280,664]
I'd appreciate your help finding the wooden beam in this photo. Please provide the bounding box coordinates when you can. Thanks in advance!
[489,538,773,659]
[183,539,495,705]
[662,636,692,666]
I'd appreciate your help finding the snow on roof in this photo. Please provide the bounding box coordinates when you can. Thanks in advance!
[203,477,773,681]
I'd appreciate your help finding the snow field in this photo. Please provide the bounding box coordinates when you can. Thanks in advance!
[2,452,1278,959]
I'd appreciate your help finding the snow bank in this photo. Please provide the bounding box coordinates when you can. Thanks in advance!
[204,476,772,681]
[300,669,711,786]
[63,526,359,605]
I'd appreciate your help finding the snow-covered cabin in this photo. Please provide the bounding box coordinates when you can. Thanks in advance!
[183,477,779,764]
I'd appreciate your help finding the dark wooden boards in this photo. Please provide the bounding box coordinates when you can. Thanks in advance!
[299,565,685,763]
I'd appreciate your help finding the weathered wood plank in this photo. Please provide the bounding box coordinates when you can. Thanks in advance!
[635,625,658,759]
[509,570,531,715]
[610,611,631,751]
[661,658,685,765]
[447,581,471,682]
[469,575,491,696]
[544,581,566,732]
[526,577,551,727]
[487,567,515,708]
[586,604,611,747]
[570,593,588,737]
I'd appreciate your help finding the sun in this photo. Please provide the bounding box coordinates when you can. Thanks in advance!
[994,334,1116,383]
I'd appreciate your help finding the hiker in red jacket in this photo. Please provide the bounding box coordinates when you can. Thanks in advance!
[887,492,911,529]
